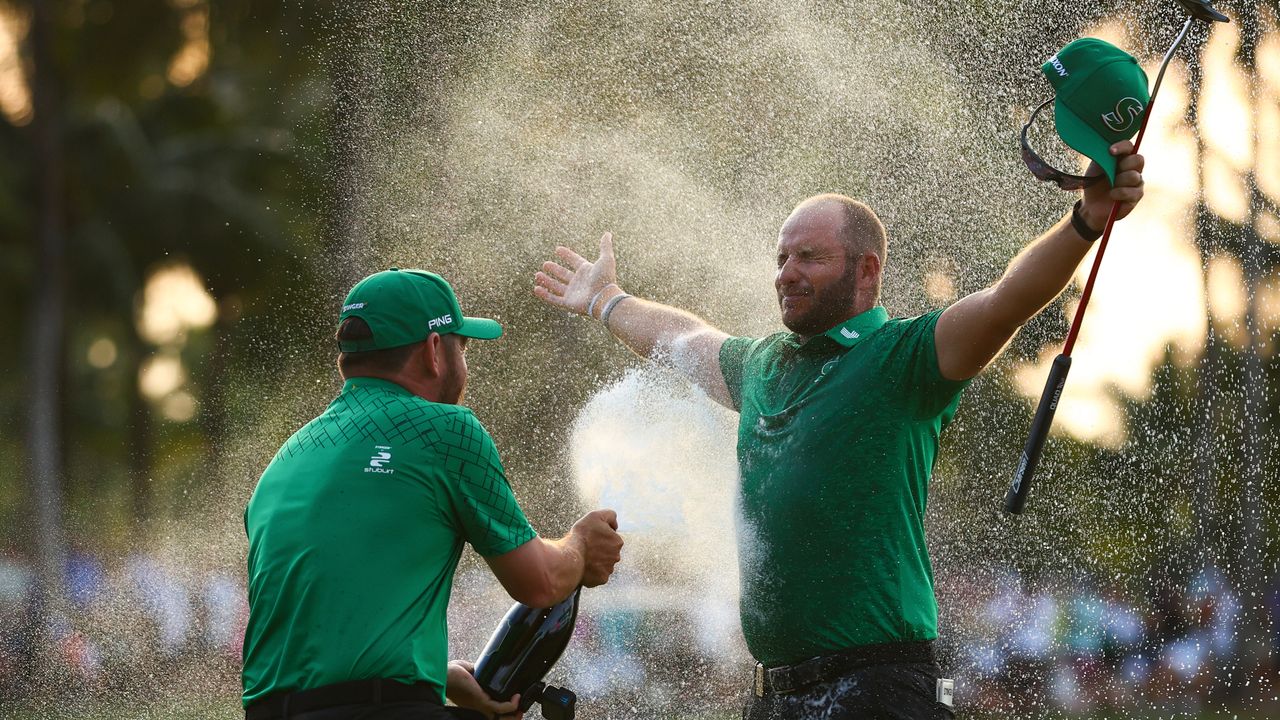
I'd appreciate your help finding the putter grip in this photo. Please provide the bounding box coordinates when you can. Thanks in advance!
[1004,353,1072,514]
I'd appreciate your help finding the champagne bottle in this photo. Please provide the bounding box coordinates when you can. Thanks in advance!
[472,587,580,719]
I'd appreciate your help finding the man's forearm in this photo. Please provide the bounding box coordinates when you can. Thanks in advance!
[986,213,1094,331]
[591,286,733,406]
[935,211,1096,381]
[487,535,583,607]
[539,535,585,604]
[931,141,1141,381]
[592,285,717,359]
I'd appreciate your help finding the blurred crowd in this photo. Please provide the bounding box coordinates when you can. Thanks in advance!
[0,547,246,702]
[939,564,1280,715]
[5,548,1280,715]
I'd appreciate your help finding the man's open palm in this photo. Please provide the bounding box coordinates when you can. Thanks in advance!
[534,232,618,316]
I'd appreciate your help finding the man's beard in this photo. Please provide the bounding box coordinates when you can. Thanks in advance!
[438,356,468,405]
[779,268,861,336]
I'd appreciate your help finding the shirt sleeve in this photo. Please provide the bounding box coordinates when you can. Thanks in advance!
[719,336,759,412]
[439,410,537,557]
[885,309,971,420]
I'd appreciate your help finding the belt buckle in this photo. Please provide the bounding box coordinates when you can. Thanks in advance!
[754,663,765,697]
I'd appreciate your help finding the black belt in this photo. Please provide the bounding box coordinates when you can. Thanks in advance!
[754,640,936,696]
[246,678,441,720]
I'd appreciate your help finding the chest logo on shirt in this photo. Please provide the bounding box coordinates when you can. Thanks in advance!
[365,445,395,474]
[814,358,841,384]
[840,327,860,340]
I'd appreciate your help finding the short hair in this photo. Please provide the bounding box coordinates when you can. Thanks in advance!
[335,317,420,376]
[799,193,888,265]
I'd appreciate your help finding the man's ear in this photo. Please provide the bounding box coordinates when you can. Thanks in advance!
[420,333,444,378]
[860,252,882,285]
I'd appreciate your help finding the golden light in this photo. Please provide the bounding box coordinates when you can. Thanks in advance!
[1259,212,1280,242]
[139,353,186,400]
[1207,254,1247,323]
[0,5,32,126]
[1256,32,1280,206]
[1199,21,1252,170]
[87,337,119,369]
[136,262,218,346]
[161,390,198,422]
[1258,276,1280,342]
[1261,22,1280,96]
[1203,153,1251,223]
[166,1,210,88]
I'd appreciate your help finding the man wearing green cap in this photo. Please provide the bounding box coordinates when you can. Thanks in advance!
[533,41,1148,717]
[242,268,624,719]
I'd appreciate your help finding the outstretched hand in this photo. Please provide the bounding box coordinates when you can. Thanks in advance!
[533,232,619,317]
[1079,140,1145,230]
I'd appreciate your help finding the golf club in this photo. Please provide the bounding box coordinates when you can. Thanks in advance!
[1004,0,1229,514]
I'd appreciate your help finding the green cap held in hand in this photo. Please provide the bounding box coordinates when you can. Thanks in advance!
[1043,38,1151,184]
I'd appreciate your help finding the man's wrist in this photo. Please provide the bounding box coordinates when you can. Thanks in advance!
[1072,200,1105,242]
[591,284,627,320]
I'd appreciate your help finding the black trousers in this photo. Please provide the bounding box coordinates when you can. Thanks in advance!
[273,703,485,720]
[742,662,954,720]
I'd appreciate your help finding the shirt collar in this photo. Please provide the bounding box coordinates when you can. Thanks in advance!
[341,376,412,395]
[822,306,889,348]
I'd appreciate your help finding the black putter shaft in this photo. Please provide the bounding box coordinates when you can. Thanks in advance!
[1004,3,1228,514]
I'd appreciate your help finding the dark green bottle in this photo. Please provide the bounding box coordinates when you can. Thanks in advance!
[472,587,580,719]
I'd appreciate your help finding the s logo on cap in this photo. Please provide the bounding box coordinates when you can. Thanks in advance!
[1101,97,1144,133]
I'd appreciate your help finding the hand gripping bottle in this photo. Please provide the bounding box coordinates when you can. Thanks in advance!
[472,587,580,720]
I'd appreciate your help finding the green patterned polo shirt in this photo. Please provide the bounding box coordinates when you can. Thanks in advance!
[242,377,536,706]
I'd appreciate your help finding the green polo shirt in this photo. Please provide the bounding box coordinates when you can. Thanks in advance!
[241,377,536,706]
[719,306,967,666]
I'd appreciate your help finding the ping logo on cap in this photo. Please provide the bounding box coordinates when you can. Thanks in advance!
[427,314,454,330]
[1101,97,1144,132]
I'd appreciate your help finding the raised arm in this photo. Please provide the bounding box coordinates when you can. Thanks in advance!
[935,141,1146,381]
[534,233,735,409]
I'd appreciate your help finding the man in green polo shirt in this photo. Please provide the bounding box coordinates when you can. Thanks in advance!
[243,269,624,720]
[533,137,1144,716]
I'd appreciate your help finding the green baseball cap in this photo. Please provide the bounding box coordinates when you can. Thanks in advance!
[337,268,503,352]
[1042,38,1150,184]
